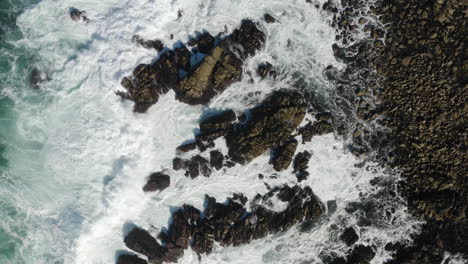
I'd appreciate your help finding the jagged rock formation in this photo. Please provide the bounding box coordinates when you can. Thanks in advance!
[270,138,298,171]
[226,91,307,164]
[122,185,323,263]
[120,19,265,112]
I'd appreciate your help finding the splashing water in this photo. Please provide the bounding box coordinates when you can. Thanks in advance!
[0,0,421,263]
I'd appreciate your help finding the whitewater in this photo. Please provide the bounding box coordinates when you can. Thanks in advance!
[0,0,423,263]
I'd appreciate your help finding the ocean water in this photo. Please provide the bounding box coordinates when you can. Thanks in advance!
[0,0,425,264]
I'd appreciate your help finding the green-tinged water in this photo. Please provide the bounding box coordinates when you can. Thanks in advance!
[1,0,41,263]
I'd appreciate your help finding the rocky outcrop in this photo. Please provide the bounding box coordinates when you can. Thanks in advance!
[257,61,277,79]
[122,185,323,263]
[196,110,237,142]
[298,114,333,143]
[226,91,307,164]
[340,227,359,247]
[142,172,170,192]
[124,228,166,264]
[132,35,164,51]
[120,19,265,112]
[117,254,147,264]
[270,138,298,171]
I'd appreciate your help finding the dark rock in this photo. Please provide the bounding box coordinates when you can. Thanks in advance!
[340,227,359,247]
[196,32,216,54]
[117,254,147,264]
[29,67,47,89]
[229,19,265,58]
[176,142,197,153]
[132,35,164,52]
[347,245,375,264]
[257,62,277,79]
[142,172,170,192]
[296,171,309,182]
[197,110,236,142]
[124,228,165,262]
[226,91,307,163]
[69,8,89,23]
[121,186,323,263]
[264,13,276,23]
[186,155,211,178]
[121,19,264,111]
[172,157,186,171]
[270,138,298,171]
[299,120,333,143]
[174,45,191,72]
[293,151,312,173]
[209,150,224,170]
[232,193,248,205]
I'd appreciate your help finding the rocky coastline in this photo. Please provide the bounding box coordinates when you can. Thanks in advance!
[113,0,466,263]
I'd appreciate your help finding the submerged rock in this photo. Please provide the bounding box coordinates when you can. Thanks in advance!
[226,91,307,163]
[142,172,170,192]
[264,13,276,23]
[69,8,89,23]
[132,35,164,52]
[29,67,48,89]
[346,245,375,264]
[257,61,277,79]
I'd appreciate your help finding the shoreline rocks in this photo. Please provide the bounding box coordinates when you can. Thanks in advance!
[122,185,324,263]
[119,19,265,112]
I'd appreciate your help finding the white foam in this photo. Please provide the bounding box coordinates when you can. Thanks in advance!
[0,0,422,263]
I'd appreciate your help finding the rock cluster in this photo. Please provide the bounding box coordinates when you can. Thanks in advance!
[226,91,307,164]
[172,91,308,178]
[120,20,265,112]
[373,0,467,261]
[121,185,323,263]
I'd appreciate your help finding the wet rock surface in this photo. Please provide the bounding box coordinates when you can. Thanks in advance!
[122,185,323,263]
[270,138,298,171]
[117,254,147,264]
[373,0,467,261]
[226,91,307,164]
[340,227,359,247]
[120,19,265,112]
[142,172,170,192]
[132,35,164,51]
[69,8,89,23]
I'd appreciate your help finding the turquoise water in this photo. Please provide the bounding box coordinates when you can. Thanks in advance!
[0,0,424,263]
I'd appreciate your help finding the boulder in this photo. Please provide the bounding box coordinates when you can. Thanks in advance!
[124,228,165,262]
[299,120,333,143]
[176,142,197,153]
[270,138,298,171]
[117,254,147,264]
[340,227,359,247]
[346,245,375,264]
[264,13,276,23]
[186,155,211,178]
[257,62,277,79]
[172,157,186,171]
[196,32,216,54]
[69,8,89,23]
[226,91,307,163]
[209,150,224,170]
[142,172,170,192]
[293,151,312,173]
[229,19,265,58]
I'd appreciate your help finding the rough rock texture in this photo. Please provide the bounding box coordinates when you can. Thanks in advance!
[185,155,211,178]
[196,110,237,142]
[69,8,89,23]
[257,61,276,79]
[226,91,307,164]
[120,19,265,112]
[299,118,333,143]
[209,150,224,170]
[117,254,147,264]
[340,227,359,247]
[121,186,323,263]
[270,138,298,171]
[142,172,170,192]
[293,151,312,173]
[124,228,165,264]
[373,0,468,261]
